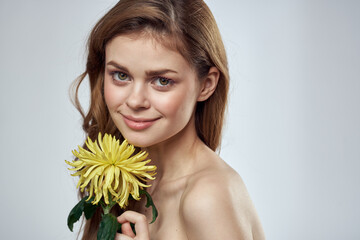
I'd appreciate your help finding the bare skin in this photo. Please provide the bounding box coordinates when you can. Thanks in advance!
[116,115,265,240]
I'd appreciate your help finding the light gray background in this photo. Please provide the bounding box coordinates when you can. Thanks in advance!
[0,0,359,239]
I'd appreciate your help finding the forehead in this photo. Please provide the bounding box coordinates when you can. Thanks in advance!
[105,33,193,73]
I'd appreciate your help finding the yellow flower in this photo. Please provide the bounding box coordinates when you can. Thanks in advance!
[65,133,156,208]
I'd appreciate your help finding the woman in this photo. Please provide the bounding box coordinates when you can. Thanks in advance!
[72,0,264,239]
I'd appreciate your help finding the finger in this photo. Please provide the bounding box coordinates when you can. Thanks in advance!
[117,211,149,239]
[115,233,134,240]
[121,222,136,238]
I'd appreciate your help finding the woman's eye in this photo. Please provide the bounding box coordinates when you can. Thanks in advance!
[154,77,171,86]
[112,72,129,81]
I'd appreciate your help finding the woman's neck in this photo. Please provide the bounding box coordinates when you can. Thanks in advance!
[143,116,203,185]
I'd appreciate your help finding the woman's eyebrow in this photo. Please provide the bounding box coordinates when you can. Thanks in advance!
[106,61,129,72]
[145,69,178,76]
[106,60,178,76]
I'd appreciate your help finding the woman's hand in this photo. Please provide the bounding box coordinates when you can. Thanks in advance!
[115,211,150,240]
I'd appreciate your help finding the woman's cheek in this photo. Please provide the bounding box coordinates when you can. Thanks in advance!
[152,93,181,115]
[103,79,112,106]
[157,91,195,119]
[104,81,122,109]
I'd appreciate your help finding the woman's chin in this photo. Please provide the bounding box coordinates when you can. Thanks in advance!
[124,137,153,148]
[130,142,151,148]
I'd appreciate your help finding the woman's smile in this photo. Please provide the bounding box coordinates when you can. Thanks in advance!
[121,114,161,131]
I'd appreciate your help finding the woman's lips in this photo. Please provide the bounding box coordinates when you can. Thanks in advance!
[122,114,160,130]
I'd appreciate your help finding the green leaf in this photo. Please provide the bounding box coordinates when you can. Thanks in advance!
[117,222,122,233]
[67,196,87,232]
[131,222,136,235]
[84,197,98,220]
[97,213,119,240]
[140,189,158,223]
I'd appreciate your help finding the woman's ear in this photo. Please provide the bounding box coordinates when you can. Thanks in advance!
[197,66,220,102]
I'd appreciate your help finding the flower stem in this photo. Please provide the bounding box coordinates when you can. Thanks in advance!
[101,199,117,215]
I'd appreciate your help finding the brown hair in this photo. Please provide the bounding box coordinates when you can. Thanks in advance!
[71,0,229,238]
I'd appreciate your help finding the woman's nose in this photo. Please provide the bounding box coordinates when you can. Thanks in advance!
[126,82,150,110]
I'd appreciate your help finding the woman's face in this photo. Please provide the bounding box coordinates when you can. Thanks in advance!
[104,34,201,147]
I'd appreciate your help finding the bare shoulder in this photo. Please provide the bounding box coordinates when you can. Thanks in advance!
[180,151,265,240]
